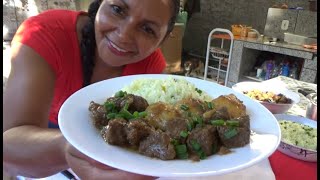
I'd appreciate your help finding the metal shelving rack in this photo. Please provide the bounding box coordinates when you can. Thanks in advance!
[204,28,234,86]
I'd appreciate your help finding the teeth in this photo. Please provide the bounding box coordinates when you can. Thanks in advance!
[109,41,128,53]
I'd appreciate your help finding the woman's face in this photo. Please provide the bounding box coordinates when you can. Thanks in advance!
[95,0,172,67]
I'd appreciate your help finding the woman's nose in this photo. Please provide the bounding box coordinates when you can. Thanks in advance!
[117,20,134,43]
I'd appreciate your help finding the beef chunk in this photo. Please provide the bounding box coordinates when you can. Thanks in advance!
[139,130,176,160]
[101,118,128,146]
[163,118,188,140]
[217,126,250,148]
[216,115,250,148]
[89,101,108,129]
[126,120,153,147]
[106,94,149,113]
[187,125,219,156]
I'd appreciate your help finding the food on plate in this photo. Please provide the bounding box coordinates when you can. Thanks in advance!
[279,120,317,151]
[243,89,292,104]
[88,78,251,161]
[121,77,212,104]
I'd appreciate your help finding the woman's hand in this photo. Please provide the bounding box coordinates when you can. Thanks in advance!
[65,143,156,180]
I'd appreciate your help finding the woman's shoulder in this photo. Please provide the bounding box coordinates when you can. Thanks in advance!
[22,9,87,30]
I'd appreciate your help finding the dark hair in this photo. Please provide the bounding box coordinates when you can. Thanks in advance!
[80,0,180,87]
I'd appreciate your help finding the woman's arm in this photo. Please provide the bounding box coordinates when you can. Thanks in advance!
[3,42,68,178]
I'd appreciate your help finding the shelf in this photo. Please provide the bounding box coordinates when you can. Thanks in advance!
[208,66,227,73]
[241,75,264,82]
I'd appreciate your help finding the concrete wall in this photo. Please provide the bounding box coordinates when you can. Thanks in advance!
[183,0,313,56]
[3,0,82,41]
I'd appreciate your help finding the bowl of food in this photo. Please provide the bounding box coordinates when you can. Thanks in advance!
[232,81,300,114]
[274,114,317,162]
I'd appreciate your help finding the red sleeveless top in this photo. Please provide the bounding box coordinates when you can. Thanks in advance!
[12,9,166,124]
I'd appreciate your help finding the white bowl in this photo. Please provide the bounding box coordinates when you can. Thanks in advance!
[274,114,317,162]
[232,81,300,114]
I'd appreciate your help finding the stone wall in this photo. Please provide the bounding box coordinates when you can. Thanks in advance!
[183,0,313,55]
[3,0,80,41]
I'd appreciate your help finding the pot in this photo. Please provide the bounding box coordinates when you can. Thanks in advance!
[306,93,317,121]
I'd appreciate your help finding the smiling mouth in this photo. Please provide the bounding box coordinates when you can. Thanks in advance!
[109,40,129,53]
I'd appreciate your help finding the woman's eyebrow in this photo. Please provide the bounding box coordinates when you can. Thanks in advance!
[119,0,129,9]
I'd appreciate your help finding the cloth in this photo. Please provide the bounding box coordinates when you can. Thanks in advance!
[17,159,275,180]
[11,9,166,125]
[158,158,275,180]
[269,150,317,180]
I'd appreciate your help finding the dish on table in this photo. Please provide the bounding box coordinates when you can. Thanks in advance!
[273,114,317,162]
[232,81,300,114]
[58,74,281,177]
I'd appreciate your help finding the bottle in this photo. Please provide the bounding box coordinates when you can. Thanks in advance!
[281,63,290,77]
[289,64,298,79]
[265,60,274,80]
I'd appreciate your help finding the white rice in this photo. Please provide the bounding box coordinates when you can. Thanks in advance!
[279,120,317,151]
[121,76,212,104]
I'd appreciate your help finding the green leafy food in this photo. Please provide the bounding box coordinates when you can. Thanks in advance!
[211,120,225,126]
[224,128,238,139]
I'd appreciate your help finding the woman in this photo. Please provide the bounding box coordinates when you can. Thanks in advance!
[3,0,179,179]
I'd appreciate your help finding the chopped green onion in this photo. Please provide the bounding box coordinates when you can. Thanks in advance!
[195,88,202,94]
[192,115,203,126]
[197,150,207,160]
[106,113,116,119]
[115,114,124,118]
[171,139,179,146]
[207,102,214,109]
[119,109,134,120]
[226,120,240,127]
[115,90,126,98]
[175,144,188,159]
[123,102,129,111]
[211,120,225,126]
[180,131,188,138]
[104,102,115,112]
[138,111,147,118]
[180,104,189,111]
[224,128,238,139]
[190,140,201,151]
[133,111,139,118]
[187,121,194,131]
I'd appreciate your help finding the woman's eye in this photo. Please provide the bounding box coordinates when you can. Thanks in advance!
[142,25,155,36]
[111,5,124,16]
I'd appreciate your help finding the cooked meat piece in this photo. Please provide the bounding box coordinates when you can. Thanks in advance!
[175,98,207,118]
[139,130,176,160]
[101,118,128,146]
[235,115,250,129]
[203,106,230,124]
[217,126,250,148]
[106,94,149,113]
[89,101,108,129]
[163,118,188,140]
[128,95,149,112]
[126,120,153,147]
[211,94,246,119]
[216,115,250,148]
[145,102,183,131]
[187,125,219,156]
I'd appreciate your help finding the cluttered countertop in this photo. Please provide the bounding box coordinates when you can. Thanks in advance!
[212,34,317,56]
[234,36,317,55]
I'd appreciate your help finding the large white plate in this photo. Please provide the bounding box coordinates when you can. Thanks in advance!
[58,74,281,177]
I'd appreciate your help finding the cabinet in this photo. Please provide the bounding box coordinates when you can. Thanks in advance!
[204,28,234,86]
